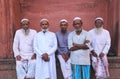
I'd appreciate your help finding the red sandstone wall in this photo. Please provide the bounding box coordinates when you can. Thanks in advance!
[19,0,108,32]
[0,0,119,58]
[0,0,13,58]
[0,0,21,58]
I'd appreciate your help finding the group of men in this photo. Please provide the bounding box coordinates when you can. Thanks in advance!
[13,17,111,79]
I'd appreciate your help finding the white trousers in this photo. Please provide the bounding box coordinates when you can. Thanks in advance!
[16,59,36,79]
[57,55,72,79]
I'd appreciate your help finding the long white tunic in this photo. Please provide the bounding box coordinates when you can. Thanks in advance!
[13,29,37,58]
[13,29,37,79]
[89,28,111,56]
[89,28,111,78]
[34,31,57,79]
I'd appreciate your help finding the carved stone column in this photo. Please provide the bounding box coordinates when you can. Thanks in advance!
[107,0,119,56]
[118,0,120,56]
[0,0,15,58]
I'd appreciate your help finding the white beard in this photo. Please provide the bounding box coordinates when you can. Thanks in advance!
[95,27,103,35]
[22,29,30,36]
[75,28,82,33]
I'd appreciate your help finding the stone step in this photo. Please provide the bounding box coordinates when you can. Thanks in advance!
[0,57,120,79]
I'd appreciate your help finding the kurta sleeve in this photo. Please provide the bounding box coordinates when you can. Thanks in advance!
[47,33,57,55]
[88,32,94,52]
[56,33,62,54]
[85,32,91,48]
[102,31,111,54]
[33,31,37,54]
[68,33,73,49]
[13,31,20,57]
[33,34,42,56]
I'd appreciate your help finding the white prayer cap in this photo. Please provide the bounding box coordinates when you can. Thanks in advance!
[40,18,49,23]
[21,18,29,23]
[73,17,82,21]
[60,19,68,23]
[95,17,104,21]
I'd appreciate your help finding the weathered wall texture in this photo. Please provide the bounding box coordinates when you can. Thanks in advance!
[19,0,109,32]
[0,0,119,58]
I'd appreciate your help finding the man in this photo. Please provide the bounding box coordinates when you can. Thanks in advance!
[56,19,72,79]
[68,17,90,79]
[34,19,57,79]
[89,17,111,79]
[13,18,37,79]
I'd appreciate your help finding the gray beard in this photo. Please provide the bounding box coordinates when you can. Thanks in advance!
[75,28,82,33]
[95,27,103,35]
[22,29,30,36]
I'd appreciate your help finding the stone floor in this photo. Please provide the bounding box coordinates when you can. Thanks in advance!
[0,57,120,79]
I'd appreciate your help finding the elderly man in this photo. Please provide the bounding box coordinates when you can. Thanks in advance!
[13,18,37,79]
[89,17,111,79]
[56,19,72,79]
[34,19,57,79]
[68,17,90,79]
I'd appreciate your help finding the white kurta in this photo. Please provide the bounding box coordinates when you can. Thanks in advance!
[89,28,111,78]
[34,31,57,79]
[68,30,90,65]
[13,29,37,79]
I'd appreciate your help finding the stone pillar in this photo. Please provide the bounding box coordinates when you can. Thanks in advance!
[118,0,120,56]
[107,0,119,56]
[0,0,21,58]
[0,0,20,58]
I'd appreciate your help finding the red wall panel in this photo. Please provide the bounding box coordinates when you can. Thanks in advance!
[20,0,109,32]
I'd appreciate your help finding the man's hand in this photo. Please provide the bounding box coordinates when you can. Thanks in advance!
[16,55,21,61]
[69,43,80,51]
[42,53,49,62]
[99,52,105,58]
[31,54,36,60]
[84,40,90,44]
[61,54,66,60]
[91,50,98,57]
[65,54,70,62]
[73,43,80,47]
[62,53,70,62]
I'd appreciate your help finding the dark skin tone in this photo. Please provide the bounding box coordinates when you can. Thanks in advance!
[21,21,30,31]
[60,21,70,62]
[61,53,70,62]
[40,20,50,62]
[70,20,89,51]
[24,77,30,79]
[60,21,68,34]
[16,20,36,61]
[91,19,105,58]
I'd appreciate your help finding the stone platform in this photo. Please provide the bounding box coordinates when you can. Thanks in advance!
[0,57,120,79]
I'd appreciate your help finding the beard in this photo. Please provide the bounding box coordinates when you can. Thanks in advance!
[22,29,30,36]
[95,27,103,34]
[61,29,67,33]
[75,28,82,33]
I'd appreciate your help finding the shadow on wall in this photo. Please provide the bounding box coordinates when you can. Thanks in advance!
[107,48,117,57]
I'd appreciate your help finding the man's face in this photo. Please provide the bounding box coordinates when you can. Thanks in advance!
[40,21,49,29]
[95,20,103,28]
[60,22,68,32]
[73,20,82,30]
[21,21,29,31]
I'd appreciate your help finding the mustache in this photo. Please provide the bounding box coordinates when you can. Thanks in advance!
[22,29,30,35]
[61,29,67,33]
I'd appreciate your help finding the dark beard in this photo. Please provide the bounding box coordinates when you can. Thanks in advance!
[76,29,81,33]
[61,29,67,33]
